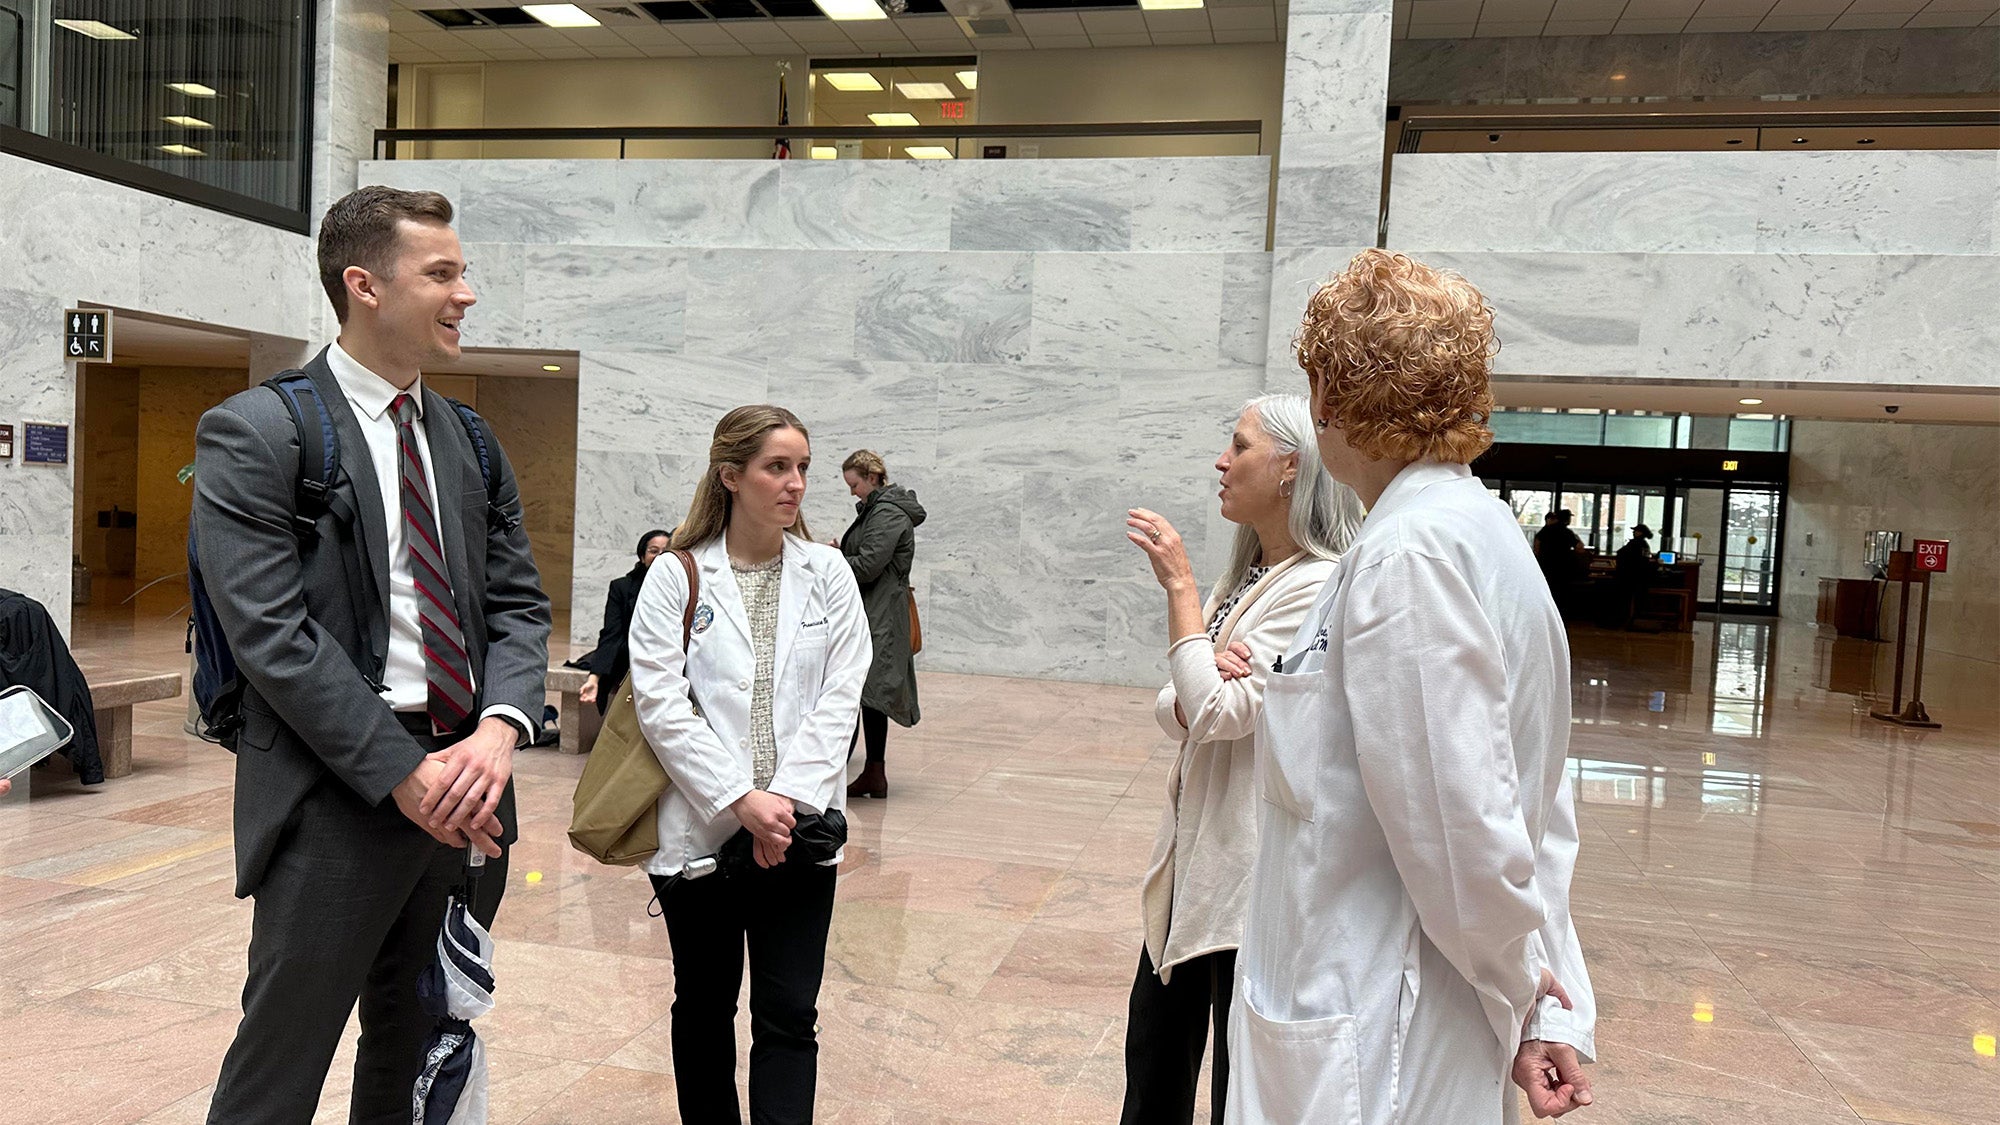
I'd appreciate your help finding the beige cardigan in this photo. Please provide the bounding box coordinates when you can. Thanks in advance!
[1142,553,1338,982]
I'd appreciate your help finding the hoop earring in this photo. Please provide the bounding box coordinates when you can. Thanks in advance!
[1279,478,1294,498]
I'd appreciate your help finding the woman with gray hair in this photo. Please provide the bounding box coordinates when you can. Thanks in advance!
[1120,392,1363,1125]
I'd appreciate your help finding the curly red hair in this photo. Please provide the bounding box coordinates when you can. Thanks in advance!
[1294,249,1498,465]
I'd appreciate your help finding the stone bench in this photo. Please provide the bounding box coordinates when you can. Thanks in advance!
[83,669,184,779]
[545,666,601,756]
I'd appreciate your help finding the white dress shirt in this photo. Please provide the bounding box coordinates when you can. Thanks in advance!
[325,343,534,741]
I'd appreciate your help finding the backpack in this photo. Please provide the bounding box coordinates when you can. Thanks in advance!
[185,371,515,748]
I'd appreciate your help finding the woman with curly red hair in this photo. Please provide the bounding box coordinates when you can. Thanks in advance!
[1226,251,1598,1124]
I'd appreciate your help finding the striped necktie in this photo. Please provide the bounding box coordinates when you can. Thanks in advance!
[391,393,475,735]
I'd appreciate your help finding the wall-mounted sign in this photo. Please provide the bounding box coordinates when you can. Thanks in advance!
[940,101,966,120]
[63,308,114,362]
[983,145,1006,159]
[1914,538,1950,574]
[1720,459,1739,472]
[21,422,68,465]
[0,423,12,460]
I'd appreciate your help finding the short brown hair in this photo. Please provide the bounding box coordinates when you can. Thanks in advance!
[1294,249,1498,465]
[842,449,888,485]
[317,186,455,322]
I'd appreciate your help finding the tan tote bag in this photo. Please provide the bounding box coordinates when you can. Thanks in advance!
[567,549,697,866]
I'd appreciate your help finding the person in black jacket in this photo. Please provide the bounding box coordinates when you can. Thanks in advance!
[0,586,103,785]
[837,451,925,799]
[580,528,671,714]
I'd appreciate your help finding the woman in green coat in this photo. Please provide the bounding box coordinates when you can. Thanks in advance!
[837,450,925,799]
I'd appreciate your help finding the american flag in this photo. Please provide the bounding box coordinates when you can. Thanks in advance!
[774,74,791,160]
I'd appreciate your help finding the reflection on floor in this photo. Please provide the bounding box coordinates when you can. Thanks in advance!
[3,610,1999,1123]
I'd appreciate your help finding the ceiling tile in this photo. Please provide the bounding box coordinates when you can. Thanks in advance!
[388,11,432,32]
[1611,15,1695,29]
[431,46,491,60]
[691,40,753,53]
[1765,0,1850,13]
[1542,15,1619,27]
[1213,25,1278,39]
[1478,0,1556,18]
[1843,0,1925,11]
[1680,13,1764,26]
[976,35,1034,47]
[1151,28,1216,41]
[1549,0,1633,17]
[590,45,646,56]
[1406,20,1477,33]
[1753,12,1838,24]
[1828,9,1915,22]
[558,27,627,45]
[1143,8,1214,31]
[1688,0,1776,14]
[483,47,546,58]
[1207,5,1274,27]
[394,47,445,61]
[1622,0,1701,15]
[1924,0,2000,9]
[1475,18,1553,32]
[1015,10,1087,33]
[1409,0,1483,20]
[644,41,700,54]
[1029,33,1095,46]
[534,45,595,57]
[1088,30,1154,44]
[668,22,740,42]
[906,36,973,49]
[1079,9,1149,33]
[615,24,684,42]
[726,21,798,42]
[1904,6,1995,21]
[401,29,460,47]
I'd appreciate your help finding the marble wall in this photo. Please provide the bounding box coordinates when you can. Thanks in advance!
[1784,420,1999,666]
[1385,151,2000,387]
[1390,27,2000,103]
[363,156,1272,686]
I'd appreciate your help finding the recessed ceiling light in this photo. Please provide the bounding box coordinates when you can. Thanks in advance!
[521,3,601,27]
[956,70,977,90]
[1610,73,1626,80]
[813,0,888,19]
[821,72,882,92]
[1791,137,1808,144]
[159,143,205,156]
[1738,398,1763,406]
[1857,137,1876,144]
[542,364,563,372]
[162,115,212,129]
[1138,0,1203,8]
[904,146,954,159]
[868,112,919,127]
[897,82,956,100]
[809,145,838,159]
[54,19,136,39]
[168,81,217,98]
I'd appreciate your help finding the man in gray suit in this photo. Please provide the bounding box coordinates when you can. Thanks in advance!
[194,186,550,1123]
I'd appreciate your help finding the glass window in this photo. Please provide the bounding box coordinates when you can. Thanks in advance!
[5,0,311,222]
[807,60,976,161]
[1603,413,1674,448]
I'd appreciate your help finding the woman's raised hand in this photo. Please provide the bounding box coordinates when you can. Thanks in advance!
[1127,508,1195,593]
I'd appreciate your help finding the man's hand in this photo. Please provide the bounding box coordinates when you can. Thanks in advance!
[579,674,600,706]
[1515,968,1593,1117]
[394,753,502,857]
[1514,1039,1592,1118]
[731,789,795,865]
[421,717,516,837]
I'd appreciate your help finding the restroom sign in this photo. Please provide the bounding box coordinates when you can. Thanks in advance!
[1913,539,1949,573]
[63,308,113,362]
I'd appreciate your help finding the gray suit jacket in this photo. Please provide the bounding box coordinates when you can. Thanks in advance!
[192,347,551,898]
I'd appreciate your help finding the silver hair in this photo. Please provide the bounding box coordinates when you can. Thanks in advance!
[1213,393,1364,602]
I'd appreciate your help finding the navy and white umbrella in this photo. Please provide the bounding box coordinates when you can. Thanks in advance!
[413,850,496,1125]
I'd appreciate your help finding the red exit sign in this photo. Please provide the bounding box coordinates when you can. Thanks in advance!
[1914,539,1950,573]
[940,101,966,120]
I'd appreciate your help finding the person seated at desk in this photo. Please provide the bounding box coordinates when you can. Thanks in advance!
[1614,524,1657,628]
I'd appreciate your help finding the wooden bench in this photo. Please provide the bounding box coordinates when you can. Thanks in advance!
[83,669,184,779]
[545,666,602,756]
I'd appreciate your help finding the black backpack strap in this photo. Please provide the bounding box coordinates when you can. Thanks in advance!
[263,371,340,539]
[443,396,520,532]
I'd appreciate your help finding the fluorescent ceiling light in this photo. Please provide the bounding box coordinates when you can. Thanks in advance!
[956,70,977,90]
[1137,0,1203,8]
[521,4,600,27]
[897,82,956,100]
[905,146,954,159]
[812,0,887,20]
[159,144,205,156]
[168,81,217,98]
[54,19,136,39]
[809,145,838,160]
[868,112,919,127]
[1738,398,1763,406]
[162,115,212,129]
[821,72,882,92]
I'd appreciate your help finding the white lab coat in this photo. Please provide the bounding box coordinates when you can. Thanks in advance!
[626,534,873,877]
[1228,461,1596,1125]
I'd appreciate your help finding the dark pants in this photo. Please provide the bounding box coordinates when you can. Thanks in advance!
[651,857,838,1125]
[1121,947,1236,1125]
[857,706,888,764]
[207,721,510,1125]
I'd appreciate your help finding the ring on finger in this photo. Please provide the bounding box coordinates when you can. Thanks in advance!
[1147,527,1161,541]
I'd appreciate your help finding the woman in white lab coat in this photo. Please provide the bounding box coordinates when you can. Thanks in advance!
[626,403,872,1125]
[1120,393,1360,1125]
[1229,251,1597,1124]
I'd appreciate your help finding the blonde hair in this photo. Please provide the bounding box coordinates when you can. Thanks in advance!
[1294,249,1498,465]
[842,449,888,487]
[671,405,814,550]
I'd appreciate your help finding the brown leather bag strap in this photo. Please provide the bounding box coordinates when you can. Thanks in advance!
[674,549,699,649]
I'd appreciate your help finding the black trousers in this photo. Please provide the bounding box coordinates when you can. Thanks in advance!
[1120,947,1236,1125]
[651,857,838,1125]
[207,723,510,1125]
[857,706,888,765]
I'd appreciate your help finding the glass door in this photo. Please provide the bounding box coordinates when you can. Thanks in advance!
[1720,485,1782,612]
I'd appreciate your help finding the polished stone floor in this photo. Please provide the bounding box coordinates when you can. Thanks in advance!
[4,607,1999,1124]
